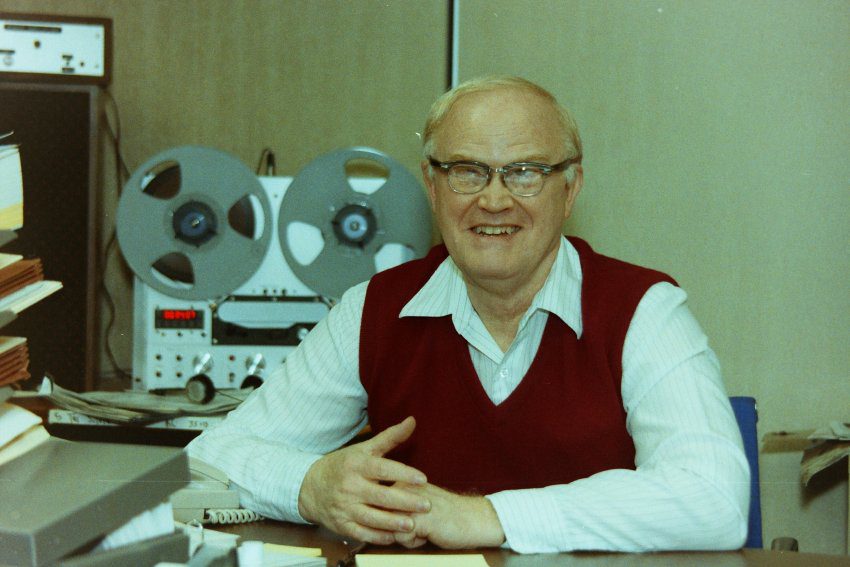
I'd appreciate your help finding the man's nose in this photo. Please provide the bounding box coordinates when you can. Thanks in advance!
[475,175,514,212]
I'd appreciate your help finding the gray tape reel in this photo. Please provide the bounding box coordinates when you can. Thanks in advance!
[279,148,431,300]
[117,146,272,300]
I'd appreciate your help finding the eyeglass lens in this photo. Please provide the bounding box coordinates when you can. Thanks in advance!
[448,164,547,196]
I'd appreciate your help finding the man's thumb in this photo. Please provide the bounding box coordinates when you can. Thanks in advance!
[367,416,416,456]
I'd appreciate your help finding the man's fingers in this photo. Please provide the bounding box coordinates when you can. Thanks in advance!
[363,481,431,513]
[366,416,417,457]
[351,503,415,533]
[343,522,396,546]
[395,533,428,549]
[365,455,427,486]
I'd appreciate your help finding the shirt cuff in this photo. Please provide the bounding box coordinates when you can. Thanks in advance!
[486,489,566,553]
[252,451,323,523]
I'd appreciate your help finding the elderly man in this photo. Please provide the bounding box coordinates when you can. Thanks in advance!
[187,76,749,553]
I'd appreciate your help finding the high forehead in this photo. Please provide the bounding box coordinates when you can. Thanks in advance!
[451,86,557,120]
[436,86,565,158]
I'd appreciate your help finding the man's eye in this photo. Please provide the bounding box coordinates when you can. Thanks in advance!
[451,165,486,179]
[507,167,544,182]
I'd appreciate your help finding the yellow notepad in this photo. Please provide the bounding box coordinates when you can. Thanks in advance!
[263,543,322,557]
[356,554,489,567]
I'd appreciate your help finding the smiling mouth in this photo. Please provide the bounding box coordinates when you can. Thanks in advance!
[472,225,521,236]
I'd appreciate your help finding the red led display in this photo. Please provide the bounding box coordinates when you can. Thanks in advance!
[155,308,204,329]
[163,309,198,320]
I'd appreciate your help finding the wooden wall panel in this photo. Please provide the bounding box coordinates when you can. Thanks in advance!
[456,0,849,555]
[0,0,448,381]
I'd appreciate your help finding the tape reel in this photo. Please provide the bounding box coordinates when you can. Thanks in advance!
[279,147,431,299]
[116,146,273,300]
[118,145,431,303]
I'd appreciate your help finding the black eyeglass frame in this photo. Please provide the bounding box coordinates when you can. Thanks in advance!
[428,155,581,196]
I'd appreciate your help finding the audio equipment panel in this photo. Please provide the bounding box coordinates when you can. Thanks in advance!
[116,146,431,402]
[0,12,111,85]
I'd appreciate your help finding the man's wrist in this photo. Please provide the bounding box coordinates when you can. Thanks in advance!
[297,459,322,523]
[464,495,506,547]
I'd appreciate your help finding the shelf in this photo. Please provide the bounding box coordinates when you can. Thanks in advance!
[0,230,16,248]
[0,310,15,329]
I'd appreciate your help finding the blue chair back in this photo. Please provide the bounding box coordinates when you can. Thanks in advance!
[729,396,763,549]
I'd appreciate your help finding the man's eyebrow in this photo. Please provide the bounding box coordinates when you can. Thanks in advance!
[511,154,555,163]
[442,153,555,164]
[443,153,480,162]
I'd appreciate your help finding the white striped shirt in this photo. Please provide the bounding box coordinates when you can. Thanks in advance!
[187,237,749,552]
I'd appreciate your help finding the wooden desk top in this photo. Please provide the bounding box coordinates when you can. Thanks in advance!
[220,520,850,566]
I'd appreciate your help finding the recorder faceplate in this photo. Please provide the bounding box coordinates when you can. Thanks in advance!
[117,147,430,399]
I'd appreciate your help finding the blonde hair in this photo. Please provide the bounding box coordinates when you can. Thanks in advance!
[421,76,583,169]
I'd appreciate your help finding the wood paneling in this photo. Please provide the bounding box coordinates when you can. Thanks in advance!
[0,0,447,380]
[457,0,849,555]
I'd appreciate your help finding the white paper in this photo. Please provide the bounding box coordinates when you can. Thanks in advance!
[0,402,41,448]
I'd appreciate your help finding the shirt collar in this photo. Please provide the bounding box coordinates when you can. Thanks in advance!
[400,237,584,337]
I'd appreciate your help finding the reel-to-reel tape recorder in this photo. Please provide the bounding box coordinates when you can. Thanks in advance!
[116,146,431,402]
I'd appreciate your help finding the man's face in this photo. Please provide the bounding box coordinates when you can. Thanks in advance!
[422,87,582,292]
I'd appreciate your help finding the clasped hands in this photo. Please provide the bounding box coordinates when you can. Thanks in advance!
[297,416,505,548]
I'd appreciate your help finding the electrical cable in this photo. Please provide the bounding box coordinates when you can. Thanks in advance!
[204,508,264,524]
[98,86,133,382]
[101,88,131,184]
[255,147,276,176]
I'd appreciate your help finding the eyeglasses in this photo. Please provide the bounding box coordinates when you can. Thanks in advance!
[428,156,580,197]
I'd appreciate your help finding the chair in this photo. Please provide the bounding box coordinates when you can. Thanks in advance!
[729,396,799,551]
[729,396,763,549]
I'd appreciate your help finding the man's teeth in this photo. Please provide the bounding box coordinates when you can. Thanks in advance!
[473,226,519,235]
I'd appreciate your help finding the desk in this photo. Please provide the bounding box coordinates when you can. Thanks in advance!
[220,521,850,566]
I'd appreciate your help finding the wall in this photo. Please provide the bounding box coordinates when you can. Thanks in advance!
[0,0,448,379]
[457,0,849,555]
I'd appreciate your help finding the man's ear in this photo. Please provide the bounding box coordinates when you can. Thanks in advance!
[421,160,438,210]
[563,164,583,220]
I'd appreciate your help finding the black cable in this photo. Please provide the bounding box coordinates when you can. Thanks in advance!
[98,86,133,382]
[98,229,131,381]
[255,147,275,175]
[101,87,131,186]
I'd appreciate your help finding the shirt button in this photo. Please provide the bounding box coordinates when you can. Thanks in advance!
[499,369,508,379]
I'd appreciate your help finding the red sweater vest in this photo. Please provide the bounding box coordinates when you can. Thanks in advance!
[359,237,676,494]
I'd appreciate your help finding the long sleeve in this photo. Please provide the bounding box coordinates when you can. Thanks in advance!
[189,267,750,551]
[185,283,369,522]
[486,282,750,552]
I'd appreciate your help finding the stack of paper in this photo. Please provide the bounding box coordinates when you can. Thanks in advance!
[0,402,50,467]
[0,254,41,393]
[0,252,61,316]
[0,143,23,231]
[0,143,61,398]
[0,256,42,297]
[802,422,850,486]
[37,376,250,424]
[0,335,29,388]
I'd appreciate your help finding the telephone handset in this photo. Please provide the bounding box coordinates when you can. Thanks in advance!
[170,457,264,524]
[189,457,231,484]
